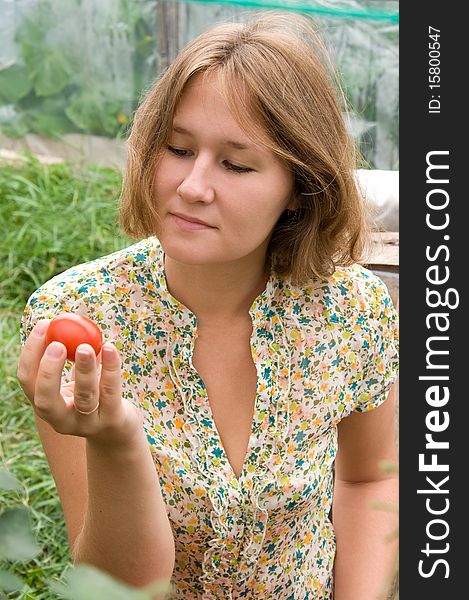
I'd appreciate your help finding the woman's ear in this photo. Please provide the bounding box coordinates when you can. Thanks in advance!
[282,206,300,223]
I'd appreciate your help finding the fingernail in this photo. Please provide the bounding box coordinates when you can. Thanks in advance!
[34,320,49,336]
[102,343,120,363]
[46,342,65,358]
[102,344,114,358]
[76,346,93,361]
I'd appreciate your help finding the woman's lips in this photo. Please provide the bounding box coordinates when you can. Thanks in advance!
[170,213,215,231]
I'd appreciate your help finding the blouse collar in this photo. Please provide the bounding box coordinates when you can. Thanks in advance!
[146,237,278,330]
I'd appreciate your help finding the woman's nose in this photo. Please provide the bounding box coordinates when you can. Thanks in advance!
[177,159,215,203]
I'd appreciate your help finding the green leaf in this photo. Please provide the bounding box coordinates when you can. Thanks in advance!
[0,568,23,593]
[65,92,122,135]
[16,94,75,137]
[32,52,70,97]
[0,65,32,104]
[50,565,171,600]
[0,112,30,138]
[17,14,46,47]
[0,508,41,561]
[27,111,74,137]
[0,468,22,492]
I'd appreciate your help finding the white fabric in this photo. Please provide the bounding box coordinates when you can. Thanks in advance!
[355,169,399,232]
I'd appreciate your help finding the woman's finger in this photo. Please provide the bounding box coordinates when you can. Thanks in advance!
[17,319,51,402]
[70,359,102,382]
[73,343,100,415]
[98,343,122,409]
[34,341,70,421]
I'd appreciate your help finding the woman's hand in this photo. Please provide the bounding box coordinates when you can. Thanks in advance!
[17,319,143,447]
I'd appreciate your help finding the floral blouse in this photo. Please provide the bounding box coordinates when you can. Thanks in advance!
[21,237,399,599]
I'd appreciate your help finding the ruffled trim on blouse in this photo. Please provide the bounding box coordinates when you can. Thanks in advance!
[147,239,293,596]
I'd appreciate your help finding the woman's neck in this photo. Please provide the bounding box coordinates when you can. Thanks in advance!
[163,253,270,325]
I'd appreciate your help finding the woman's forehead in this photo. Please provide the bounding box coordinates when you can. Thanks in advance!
[173,71,272,149]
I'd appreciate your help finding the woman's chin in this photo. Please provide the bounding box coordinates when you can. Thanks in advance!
[159,238,223,266]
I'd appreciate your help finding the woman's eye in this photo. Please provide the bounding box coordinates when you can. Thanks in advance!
[167,147,252,173]
[224,161,253,174]
[167,146,190,157]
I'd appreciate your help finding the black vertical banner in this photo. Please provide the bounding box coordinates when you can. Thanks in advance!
[400,3,466,598]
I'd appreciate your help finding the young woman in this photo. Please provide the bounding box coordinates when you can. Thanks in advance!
[18,12,399,599]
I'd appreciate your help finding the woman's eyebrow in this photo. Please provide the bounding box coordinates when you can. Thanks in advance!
[172,124,254,151]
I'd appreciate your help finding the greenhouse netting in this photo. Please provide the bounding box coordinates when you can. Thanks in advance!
[0,0,398,171]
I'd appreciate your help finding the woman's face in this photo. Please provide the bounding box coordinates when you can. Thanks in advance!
[152,72,295,268]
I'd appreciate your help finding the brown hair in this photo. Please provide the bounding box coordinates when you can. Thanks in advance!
[119,12,370,285]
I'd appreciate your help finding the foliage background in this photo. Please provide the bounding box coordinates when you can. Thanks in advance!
[0,0,398,169]
[0,157,131,598]
[0,0,156,139]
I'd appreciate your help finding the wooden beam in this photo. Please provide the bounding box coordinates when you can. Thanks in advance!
[367,231,399,270]
[156,0,181,75]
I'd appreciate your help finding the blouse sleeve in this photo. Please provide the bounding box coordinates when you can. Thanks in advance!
[352,274,399,413]
[22,288,63,344]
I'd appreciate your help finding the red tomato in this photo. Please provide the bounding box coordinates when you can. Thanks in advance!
[45,313,103,362]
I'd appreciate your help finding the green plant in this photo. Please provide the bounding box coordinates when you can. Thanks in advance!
[321,14,399,169]
[0,0,157,139]
[0,468,41,594]
[0,467,171,599]
[0,155,130,310]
